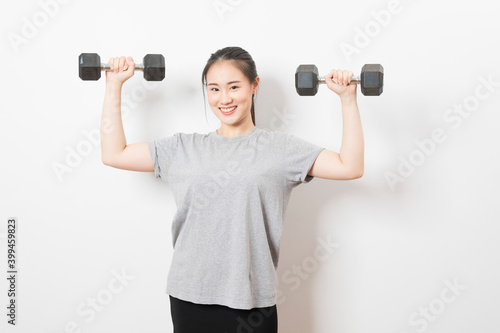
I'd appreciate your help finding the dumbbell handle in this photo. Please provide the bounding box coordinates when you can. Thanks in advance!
[318,75,361,85]
[100,63,145,71]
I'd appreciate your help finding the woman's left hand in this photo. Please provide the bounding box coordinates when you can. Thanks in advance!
[324,69,357,99]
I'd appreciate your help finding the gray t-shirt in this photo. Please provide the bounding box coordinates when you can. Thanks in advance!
[148,126,324,309]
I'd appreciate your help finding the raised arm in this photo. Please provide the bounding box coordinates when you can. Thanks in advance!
[308,69,364,180]
[100,56,154,172]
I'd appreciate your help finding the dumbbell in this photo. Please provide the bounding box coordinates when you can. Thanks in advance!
[295,64,384,96]
[78,53,165,81]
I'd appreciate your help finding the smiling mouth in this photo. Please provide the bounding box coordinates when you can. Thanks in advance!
[220,106,237,115]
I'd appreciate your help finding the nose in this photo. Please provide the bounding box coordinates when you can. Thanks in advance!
[221,90,232,104]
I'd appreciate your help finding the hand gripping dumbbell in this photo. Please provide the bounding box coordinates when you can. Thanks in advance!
[78,53,166,81]
[295,64,384,96]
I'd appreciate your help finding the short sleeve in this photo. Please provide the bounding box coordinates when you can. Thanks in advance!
[284,133,324,185]
[147,134,179,180]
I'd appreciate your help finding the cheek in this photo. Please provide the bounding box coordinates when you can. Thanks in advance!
[235,90,252,104]
[207,93,218,107]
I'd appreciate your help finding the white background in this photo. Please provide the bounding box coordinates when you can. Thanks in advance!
[1,0,499,332]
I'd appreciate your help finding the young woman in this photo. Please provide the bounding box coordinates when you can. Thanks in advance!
[100,46,364,333]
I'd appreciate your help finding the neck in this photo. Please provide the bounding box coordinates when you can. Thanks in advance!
[217,122,255,138]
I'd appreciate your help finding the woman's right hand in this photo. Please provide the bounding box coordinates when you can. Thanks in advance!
[105,56,135,84]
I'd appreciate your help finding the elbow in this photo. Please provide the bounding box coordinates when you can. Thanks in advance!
[349,167,364,179]
[101,155,114,167]
[353,170,364,179]
[351,161,364,179]
[102,148,125,168]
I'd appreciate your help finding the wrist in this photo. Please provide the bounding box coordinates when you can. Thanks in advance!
[339,93,357,105]
[105,80,123,93]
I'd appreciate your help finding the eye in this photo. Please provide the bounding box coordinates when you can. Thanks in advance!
[230,85,239,90]
[210,87,219,92]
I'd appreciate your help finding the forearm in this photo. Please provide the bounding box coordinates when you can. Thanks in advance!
[338,95,364,175]
[100,82,127,164]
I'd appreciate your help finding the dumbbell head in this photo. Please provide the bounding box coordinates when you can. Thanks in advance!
[143,54,165,81]
[79,53,102,81]
[360,64,384,96]
[295,64,320,96]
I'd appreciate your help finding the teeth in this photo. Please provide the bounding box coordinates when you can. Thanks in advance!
[220,106,236,112]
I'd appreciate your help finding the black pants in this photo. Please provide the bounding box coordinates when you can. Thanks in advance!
[169,296,278,333]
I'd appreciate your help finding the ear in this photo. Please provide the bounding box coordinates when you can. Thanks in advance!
[252,76,260,94]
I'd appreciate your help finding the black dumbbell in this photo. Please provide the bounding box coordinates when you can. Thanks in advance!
[78,53,166,81]
[295,64,384,96]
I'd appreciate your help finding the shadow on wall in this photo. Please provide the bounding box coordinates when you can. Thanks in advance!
[245,70,461,332]
[278,178,372,332]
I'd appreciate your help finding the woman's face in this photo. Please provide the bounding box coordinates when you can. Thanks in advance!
[206,60,259,128]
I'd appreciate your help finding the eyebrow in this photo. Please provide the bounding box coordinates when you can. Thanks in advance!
[207,80,242,86]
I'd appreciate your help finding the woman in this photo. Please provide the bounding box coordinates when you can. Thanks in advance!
[101,46,363,333]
